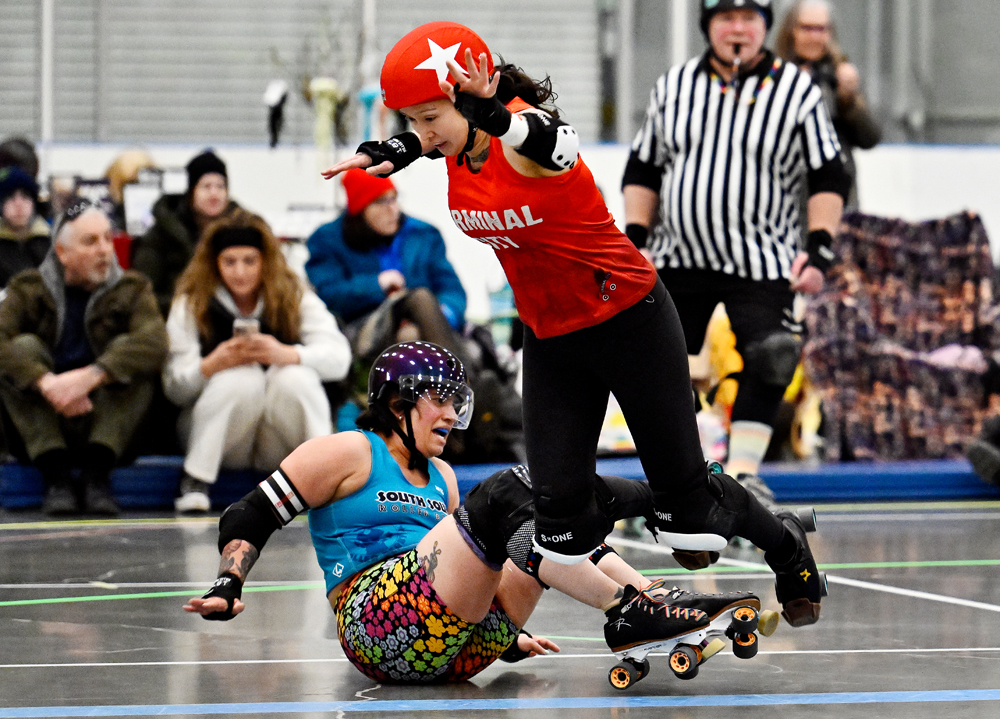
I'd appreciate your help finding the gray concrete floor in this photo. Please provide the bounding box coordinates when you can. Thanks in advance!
[2,500,1000,718]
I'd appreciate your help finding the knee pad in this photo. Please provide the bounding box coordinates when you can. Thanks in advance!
[595,475,654,523]
[455,465,534,567]
[661,472,752,542]
[741,333,803,388]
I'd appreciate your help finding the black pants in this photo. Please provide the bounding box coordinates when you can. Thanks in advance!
[521,279,705,519]
[661,267,798,426]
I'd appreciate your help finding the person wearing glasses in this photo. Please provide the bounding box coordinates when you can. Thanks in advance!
[774,0,880,209]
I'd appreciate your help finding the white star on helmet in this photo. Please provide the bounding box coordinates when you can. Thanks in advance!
[414,38,464,83]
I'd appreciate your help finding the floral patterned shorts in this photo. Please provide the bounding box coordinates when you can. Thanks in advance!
[335,549,519,683]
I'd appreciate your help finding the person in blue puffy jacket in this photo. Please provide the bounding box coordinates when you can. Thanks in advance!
[305,168,467,365]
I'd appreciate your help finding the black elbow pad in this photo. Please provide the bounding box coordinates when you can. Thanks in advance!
[515,113,579,171]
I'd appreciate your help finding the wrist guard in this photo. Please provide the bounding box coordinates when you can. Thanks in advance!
[625,224,649,249]
[499,629,534,663]
[453,89,512,138]
[356,133,422,176]
[805,229,836,274]
[201,572,242,621]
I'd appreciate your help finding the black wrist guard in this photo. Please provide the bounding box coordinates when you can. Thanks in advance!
[356,133,422,176]
[201,572,243,621]
[805,229,836,274]
[453,90,512,137]
[625,223,649,249]
[499,629,534,663]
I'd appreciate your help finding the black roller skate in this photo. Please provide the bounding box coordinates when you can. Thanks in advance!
[605,582,777,689]
[764,508,828,627]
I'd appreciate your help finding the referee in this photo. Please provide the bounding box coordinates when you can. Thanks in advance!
[622,0,850,504]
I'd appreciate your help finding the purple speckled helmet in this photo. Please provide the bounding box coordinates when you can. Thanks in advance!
[368,341,474,429]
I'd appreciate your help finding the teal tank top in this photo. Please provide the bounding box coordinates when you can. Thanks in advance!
[308,429,451,595]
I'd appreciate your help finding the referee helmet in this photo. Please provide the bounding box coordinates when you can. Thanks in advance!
[700,0,774,35]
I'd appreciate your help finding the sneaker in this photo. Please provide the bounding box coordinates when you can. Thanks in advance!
[83,483,120,516]
[604,584,711,652]
[736,473,780,514]
[42,485,79,516]
[175,474,211,513]
[764,510,827,627]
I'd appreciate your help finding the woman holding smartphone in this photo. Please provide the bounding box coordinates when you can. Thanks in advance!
[163,210,351,512]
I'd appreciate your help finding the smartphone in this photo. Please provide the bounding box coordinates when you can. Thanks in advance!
[232,318,260,336]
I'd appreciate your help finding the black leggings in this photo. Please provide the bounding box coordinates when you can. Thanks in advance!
[521,278,785,552]
[521,278,705,516]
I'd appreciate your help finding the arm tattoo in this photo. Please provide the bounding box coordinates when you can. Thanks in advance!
[418,541,443,583]
[218,539,259,582]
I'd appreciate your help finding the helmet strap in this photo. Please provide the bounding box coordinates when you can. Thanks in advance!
[374,401,429,474]
[456,120,478,167]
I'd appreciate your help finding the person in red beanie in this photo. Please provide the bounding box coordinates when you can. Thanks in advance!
[305,167,468,367]
[319,20,825,630]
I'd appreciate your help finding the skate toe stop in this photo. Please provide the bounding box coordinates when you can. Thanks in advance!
[781,599,821,627]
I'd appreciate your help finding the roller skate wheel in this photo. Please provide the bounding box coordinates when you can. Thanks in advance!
[794,507,818,532]
[609,662,636,690]
[701,637,726,661]
[732,632,759,659]
[730,606,759,635]
[669,645,701,679]
[758,609,780,637]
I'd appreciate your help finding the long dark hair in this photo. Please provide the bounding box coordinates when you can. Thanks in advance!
[494,58,561,120]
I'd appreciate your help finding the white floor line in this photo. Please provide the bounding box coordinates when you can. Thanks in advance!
[612,537,1000,614]
[818,512,1000,522]
[5,646,1000,670]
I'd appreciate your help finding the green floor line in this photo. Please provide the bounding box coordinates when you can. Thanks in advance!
[638,557,1000,576]
[0,582,324,607]
[5,557,997,608]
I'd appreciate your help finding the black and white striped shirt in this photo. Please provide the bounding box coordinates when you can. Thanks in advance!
[627,51,843,281]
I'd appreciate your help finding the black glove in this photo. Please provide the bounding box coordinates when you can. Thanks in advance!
[356,133,423,176]
[499,629,534,663]
[453,89,512,137]
[200,573,243,621]
[804,229,836,274]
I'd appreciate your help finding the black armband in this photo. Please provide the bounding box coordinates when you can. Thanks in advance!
[217,469,307,553]
[356,133,422,176]
[807,156,851,202]
[499,629,534,663]
[625,224,649,249]
[453,90,512,137]
[805,229,836,274]
[201,572,242,621]
[622,154,663,194]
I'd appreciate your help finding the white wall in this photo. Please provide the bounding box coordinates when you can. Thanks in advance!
[39,141,1000,323]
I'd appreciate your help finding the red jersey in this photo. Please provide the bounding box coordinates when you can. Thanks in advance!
[446,101,656,339]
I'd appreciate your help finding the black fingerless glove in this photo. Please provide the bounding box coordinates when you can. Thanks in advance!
[805,229,836,274]
[356,133,423,176]
[499,629,534,663]
[201,572,243,621]
[625,223,649,249]
[453,90,512,137]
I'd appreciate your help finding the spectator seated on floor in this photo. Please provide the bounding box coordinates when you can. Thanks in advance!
[163,210,351,513]
[305,168,468,367]
[0,167,51,288]
[131,149,241,317]
[0,198,168,516]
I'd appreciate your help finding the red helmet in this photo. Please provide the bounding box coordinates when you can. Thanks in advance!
[380,21,493,111]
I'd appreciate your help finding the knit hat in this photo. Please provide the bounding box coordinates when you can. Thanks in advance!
[380,21,493,110]
[186,150,227,192]
[342,168,395,216]
[0,166,39,205]
[211,226,265,256]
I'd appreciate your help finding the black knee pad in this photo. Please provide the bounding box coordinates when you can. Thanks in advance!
[596,475,654,523]
[742,333,803,389]
[660,473,750,541]
[456,465,535,567]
